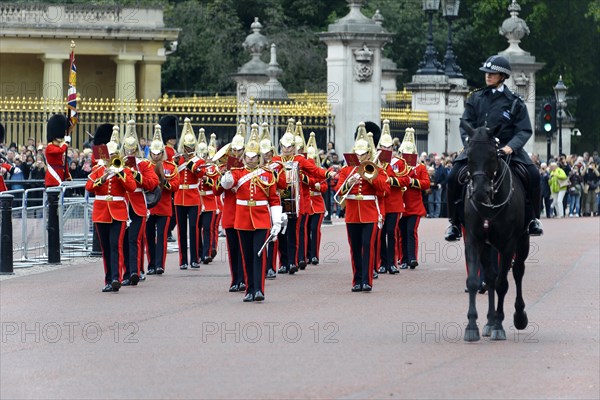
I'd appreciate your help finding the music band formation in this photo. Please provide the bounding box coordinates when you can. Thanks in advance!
[16,113,435,301]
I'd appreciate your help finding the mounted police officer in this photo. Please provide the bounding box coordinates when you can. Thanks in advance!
[445,55,543,241]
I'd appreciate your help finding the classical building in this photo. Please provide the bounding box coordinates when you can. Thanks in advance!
[0,3,179,103]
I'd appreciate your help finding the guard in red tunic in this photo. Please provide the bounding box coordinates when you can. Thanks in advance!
[273,119,333,275]
[174,118,205,269]
[221,121,247,292]
[398,128,431,270]
[121,120,159,286]
[145,124,179,276]
[86,126,137,292]
[305,132,327,265]
[196,129,219,264]
[0,123,16,192]
[377,120,411,275]
[221,127,282,302]
[44,114,71,188]
[159,115,179,242]
[334,123,390,292]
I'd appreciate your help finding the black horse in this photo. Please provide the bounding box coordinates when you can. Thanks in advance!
[461,121,529,342]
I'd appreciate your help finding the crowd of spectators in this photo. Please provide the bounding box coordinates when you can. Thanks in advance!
[2,137,599,219]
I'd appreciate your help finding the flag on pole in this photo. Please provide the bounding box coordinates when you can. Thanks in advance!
[67,41,78,133]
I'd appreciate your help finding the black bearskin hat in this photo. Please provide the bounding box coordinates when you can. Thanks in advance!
[93,123,114,146]
[358,121,382,147]
[159,115,179,144]
[46,114,68,142]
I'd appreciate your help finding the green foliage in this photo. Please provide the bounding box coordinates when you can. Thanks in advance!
[51,0,593,150]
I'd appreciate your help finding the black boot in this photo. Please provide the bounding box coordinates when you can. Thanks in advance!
[444,163,463,241]
[526,163,543,236]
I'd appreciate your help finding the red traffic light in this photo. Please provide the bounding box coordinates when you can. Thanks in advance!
[544,104,552,112]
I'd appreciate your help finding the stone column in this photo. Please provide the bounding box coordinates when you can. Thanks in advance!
[39,53,68,112]
[112,54,142,118]
[139,55,166,100]
[113,54,142,101]
[406,75,451,155]
[446,77,469,153]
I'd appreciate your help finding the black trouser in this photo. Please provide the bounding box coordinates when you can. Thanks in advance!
[146,215,170,270]
[168,197,177,234]
[96,221,126,284]
[447,159,541,225]
[380,213,400,268]
[346,223,377,286]
[541,195,553,218]
[197,211,214,260]
[399,215,421,264]
[278,225,289,268]
[123,209,145,279]
[297,214,308,263]
[176,205,200,265]
[307,213,324,260]
[225,228,244,286]
[266,240,276,272]
[238,229,269,295]
[281,216,298,267]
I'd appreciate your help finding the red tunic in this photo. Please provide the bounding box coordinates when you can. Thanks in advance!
[174,157,204,206]
[199,165,220,212]
[309,176,327,214]
[334,165,390,224]
[229,166,281,230]
[127,159,159,217]
[150,161,179,217]
[402,163,431,217]
[383,157,411,214]
[44,142,70,187]
[0,163,12,192]
[86,165,137,222]
[165,146,176,162]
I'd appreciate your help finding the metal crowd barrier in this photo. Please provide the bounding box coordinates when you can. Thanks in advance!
[3,180,94,264]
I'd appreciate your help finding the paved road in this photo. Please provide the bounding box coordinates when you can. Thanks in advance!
[1,218,598,399]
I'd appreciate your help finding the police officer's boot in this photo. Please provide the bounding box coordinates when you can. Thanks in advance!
[444,182,462,241]
[526,168,544,236]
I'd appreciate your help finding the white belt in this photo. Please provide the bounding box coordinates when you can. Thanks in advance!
[200,190,214,196]
[345,194,376,200]
[95,195,125,201]
[179,184,199,189]
[134,188,144,193]
[310,191,322,197]
[236,199,268,206]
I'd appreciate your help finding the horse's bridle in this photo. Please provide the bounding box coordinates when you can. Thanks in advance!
[464,139,514,219]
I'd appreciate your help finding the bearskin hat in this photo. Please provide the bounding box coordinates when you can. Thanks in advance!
[46,114,68,142]
[159,115,178,144]
[363,121,381,148]
[93,123,114,146]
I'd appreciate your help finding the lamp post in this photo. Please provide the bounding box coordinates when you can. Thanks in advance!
[554,75,568,156]
[417,0,444,75]
[441,0,463,78]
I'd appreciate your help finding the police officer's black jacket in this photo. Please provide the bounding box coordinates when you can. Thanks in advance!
[456,85,533,165]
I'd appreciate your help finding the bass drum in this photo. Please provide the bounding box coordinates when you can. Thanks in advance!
[281,160,300,218]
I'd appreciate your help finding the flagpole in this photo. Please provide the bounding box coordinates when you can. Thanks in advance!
[65,40,77,181]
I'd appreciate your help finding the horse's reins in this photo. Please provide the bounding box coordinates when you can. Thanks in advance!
[465,140,515,230]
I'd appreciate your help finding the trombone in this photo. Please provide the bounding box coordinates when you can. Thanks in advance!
[333,161,379,207]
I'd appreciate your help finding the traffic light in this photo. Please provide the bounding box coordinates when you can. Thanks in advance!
[541,102,556,134]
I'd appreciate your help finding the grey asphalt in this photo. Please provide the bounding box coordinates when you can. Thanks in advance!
[1,217,598,399]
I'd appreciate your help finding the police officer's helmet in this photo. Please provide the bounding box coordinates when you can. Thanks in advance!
[479,55,511,77]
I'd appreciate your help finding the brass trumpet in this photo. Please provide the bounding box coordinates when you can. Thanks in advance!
[109,155,125,173]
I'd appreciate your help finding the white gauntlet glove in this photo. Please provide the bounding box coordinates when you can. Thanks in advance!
[270,205,283,238]
[220,171,234,190]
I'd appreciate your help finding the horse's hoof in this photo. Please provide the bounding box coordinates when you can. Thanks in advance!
[514,311,528,330]
[482,324,493,337]
[464,328,480,342]
[491,329,507,341]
